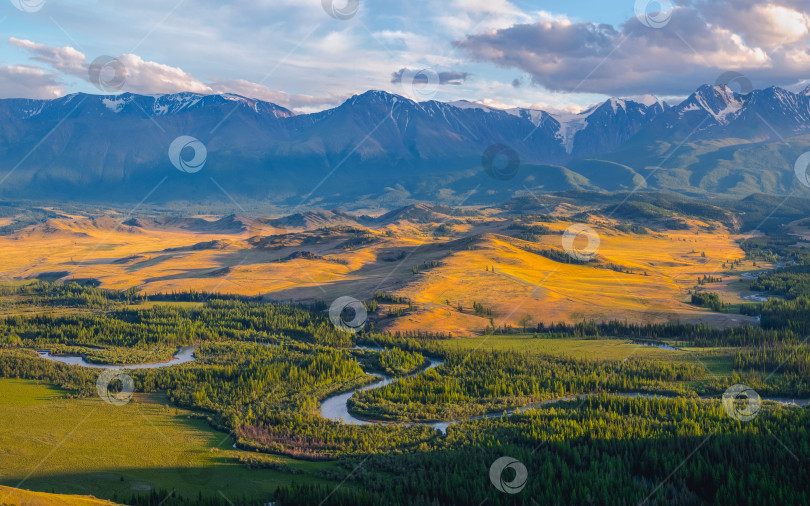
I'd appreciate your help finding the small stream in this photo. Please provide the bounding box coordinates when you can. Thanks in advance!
[630,341,682,351]
[739,270,782,303]
[742,293,782,303]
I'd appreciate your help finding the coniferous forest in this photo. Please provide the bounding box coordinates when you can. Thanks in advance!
[1,239,810,506]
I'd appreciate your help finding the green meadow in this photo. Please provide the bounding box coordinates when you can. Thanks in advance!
[438,334,738,375]
[0,379,340,504]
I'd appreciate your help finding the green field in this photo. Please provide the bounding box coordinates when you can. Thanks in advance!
[125,301,205,310]
[439,334,738,375]
[0,379,340,503]
[439,334,685,359]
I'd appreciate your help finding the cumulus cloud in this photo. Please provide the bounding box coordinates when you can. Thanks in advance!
[207,79,343,111]
[8,38,86,76]
[109,53,212,95]
[453,0,810,96]
[437,0,533,36]
[390,68,471,86]
[0,64,63,99]
[699,0,810,47]
[6,38,339,112]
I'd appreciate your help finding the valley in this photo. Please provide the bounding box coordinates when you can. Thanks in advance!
[1,192,809,505]
[0,379,338,502]
[4,1,810,504]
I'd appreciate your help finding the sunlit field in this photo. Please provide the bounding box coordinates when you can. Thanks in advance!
[0,211,757,336]
[0,379,340,502]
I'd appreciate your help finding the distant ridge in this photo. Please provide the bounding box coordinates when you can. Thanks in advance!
[1,85,810,206]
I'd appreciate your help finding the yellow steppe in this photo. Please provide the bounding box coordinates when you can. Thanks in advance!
[0,214,756,335]
[388,226,754,335]
[0,485,120,505]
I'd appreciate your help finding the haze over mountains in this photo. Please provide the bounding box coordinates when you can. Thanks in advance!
[2,84,810,208]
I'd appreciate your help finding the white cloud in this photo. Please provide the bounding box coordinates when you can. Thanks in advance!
[113,54,212,94]
[8,38,86,76]
[700,0,810,47]
[3,0,808,109]
[453,1,810,96]
[0,64,63,99]
[751,4,810,45]
[207,79,344,111]
[436,0,532,37]
[6,38,339,112]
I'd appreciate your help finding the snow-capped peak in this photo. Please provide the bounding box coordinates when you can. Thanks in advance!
[608,97,626,113]
[348,90,409,107]
[677,85,747,124]
[102,96,129,113]
[447,100,498,113]
[624,94,664,108]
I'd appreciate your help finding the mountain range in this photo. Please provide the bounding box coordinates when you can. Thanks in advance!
[1,84,810,208]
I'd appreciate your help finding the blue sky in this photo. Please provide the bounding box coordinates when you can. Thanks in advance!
[1,0,808,113]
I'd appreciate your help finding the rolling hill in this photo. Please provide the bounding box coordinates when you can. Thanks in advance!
[0,485,120,505]
[0,196,761,335]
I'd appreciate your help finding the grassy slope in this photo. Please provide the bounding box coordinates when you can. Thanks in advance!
[0,379,340,503]
[0,485,120,506]
[0,213,758,335]
[391,224,756,334]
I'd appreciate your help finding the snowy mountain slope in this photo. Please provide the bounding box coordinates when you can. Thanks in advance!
[0,84,809,204]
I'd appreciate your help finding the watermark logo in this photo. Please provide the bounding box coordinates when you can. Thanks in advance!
[322,0,359,20]
[398,67,441,101]
[9,0,45,13]
[794,152,810,188]
[722,384,761,422]
[168,136,207,174]
[715,71,753,109]
[483,144,520,181]
[634,0,674,29]
[562,224,600,261]
[88,56,127,93]
[715,71,753,95]
[96,369,134,406]
[489,456,527,494]
[329,296,367,334]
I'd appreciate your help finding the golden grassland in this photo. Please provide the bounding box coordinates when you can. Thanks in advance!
[385,219,761,334]
[0,379,339,503]
[0,486,121,506]
[0,211,761,335]
[0,485,120,506]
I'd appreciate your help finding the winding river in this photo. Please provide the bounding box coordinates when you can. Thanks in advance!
[319,346,809,434]
[36,344,807,432]
[38,346,197,369]
[319,346,448,430]
[318,346,510,434]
